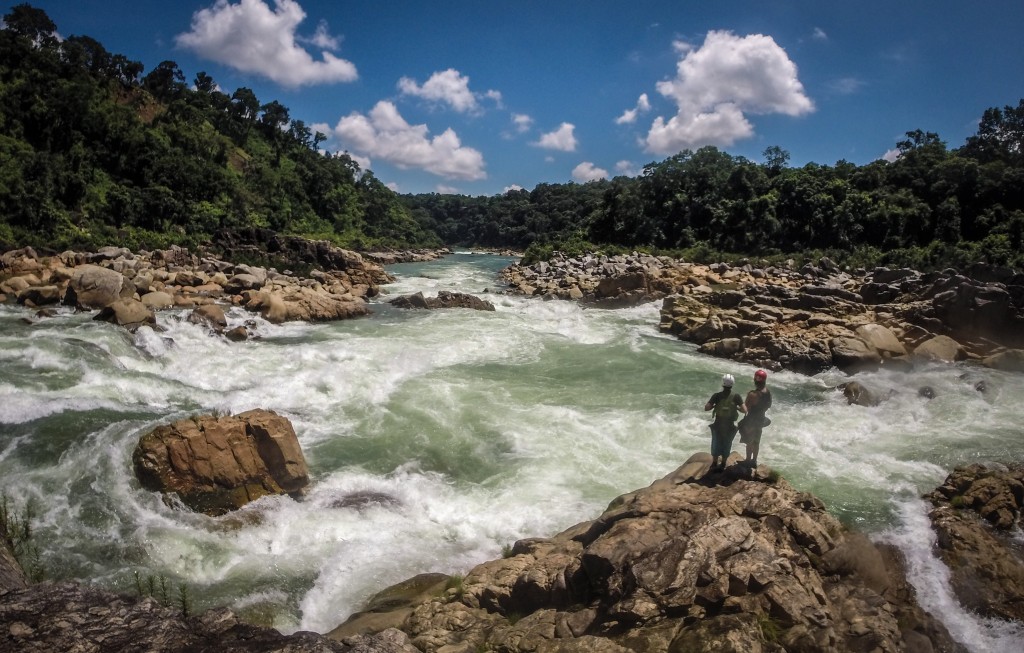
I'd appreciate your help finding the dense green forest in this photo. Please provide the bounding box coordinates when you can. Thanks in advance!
[404,110,1024,268]
[1,4,1023,271]
[0,4,438,252]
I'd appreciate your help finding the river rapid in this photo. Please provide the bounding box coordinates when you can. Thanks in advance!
[1,252,1022,651]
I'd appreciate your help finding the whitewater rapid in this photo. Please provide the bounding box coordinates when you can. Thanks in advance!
[0,252,1021,650]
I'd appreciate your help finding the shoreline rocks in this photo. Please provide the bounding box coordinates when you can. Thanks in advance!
[501,252,1024,376]
[0,239,393,334]
[329,453,964,652]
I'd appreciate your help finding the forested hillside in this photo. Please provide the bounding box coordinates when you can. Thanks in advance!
[405,109,1024,269]
[1,3,1022,272]
[0,4,438,252]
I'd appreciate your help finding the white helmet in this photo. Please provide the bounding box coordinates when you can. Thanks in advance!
[722,374,735,387]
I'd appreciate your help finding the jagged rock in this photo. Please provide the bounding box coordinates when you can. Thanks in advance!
[837,381,882,407]
[925,463,1024,623]
[15,285,61,307]
[389,291,495,311]
[132,409,310,515]
[0,580,417,652]
[336,454,960,653]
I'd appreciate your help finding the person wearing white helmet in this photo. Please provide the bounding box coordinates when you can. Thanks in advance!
[738,369,773,468]
[704,373,746,471]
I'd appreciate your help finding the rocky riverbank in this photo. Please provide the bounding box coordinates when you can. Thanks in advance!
[9,456,1020,652]
[501,252,1024,376]
[0,240,392,337]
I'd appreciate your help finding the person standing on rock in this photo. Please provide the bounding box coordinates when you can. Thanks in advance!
[704,374,745,471]
[738,369,773,468]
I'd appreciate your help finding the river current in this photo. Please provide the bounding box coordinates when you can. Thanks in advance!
[1,253,1022,651]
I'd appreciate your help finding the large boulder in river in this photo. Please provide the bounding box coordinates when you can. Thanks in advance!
[93,299,155,332]
[389,291,495,311]
[65,264,135,309]
[132,409,309,515]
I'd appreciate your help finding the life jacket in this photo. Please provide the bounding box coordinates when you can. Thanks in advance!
[714,391,739,422]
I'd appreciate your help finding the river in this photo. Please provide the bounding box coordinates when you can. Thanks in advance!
[1,252,1022,651]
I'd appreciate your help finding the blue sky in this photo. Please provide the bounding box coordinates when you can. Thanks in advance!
[19,1,1024,196]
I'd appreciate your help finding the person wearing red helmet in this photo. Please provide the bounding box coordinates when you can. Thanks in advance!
[738,369,773,467]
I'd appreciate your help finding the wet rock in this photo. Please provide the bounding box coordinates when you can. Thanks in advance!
[389,291,495,311]
[132,409,310,515]
[925,463,1024,623]
[188,304,228,332]
[94,299,156,332]
[912,335,967,363]
[837,381,882,407]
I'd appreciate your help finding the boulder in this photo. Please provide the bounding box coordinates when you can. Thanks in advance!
[912,335,967,363]
[854,323,907,358]
[140,291,174,309]
[925,463,1024,622]
[188,304,228,331]
[837,381,881,407]
[982,349,1024,372]
[132,409,310,515]
[390,291,495,311]
[66,264,134,309]
[16,285,61,307]
[830,336,881,374]
[93,299,155,332]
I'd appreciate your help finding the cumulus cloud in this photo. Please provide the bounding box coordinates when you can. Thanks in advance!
[398,68,500,114]
[176,0,357,88]
[645,30,814,154]
[615,93,651,125]
[329,101,486,180]
[512,113,533,133]
[436,184,460,194]
[504,184,524,193]
[882,148,901,163]
[615,160,641,177]
[534,123,578,152]
[572,162,608,182]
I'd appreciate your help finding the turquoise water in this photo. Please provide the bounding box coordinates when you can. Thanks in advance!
[1,252,1022,650]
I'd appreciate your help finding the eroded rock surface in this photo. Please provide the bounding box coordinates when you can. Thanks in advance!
[925,462,1024,623]
[132,409,309,515]
[330,453,962,653]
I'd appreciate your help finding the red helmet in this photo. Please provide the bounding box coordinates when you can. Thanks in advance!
[754,369,768,382]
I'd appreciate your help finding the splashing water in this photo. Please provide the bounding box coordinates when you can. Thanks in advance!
[1,253,1022,650]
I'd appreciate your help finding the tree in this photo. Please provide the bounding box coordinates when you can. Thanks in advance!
[763,145,790,176]
[3,3,57,47]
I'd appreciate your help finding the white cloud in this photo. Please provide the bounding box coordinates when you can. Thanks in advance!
[645,30,814,154]
[534,123,578,152]
[176,0,357,88]
[504,184,524,193]
[398,68,500,114]
[436,184,460,194]
[386,181,400,192]
[882,148,900,163]
[330,101,486,180]
[615,93,651,125]
[812,27,828,41]
[305,19,340,50]
[615,160,641,177]
[572,162,608,182]
[512,113,534,133]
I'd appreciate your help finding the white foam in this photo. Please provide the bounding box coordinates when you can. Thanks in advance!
[879,498,1024,652]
